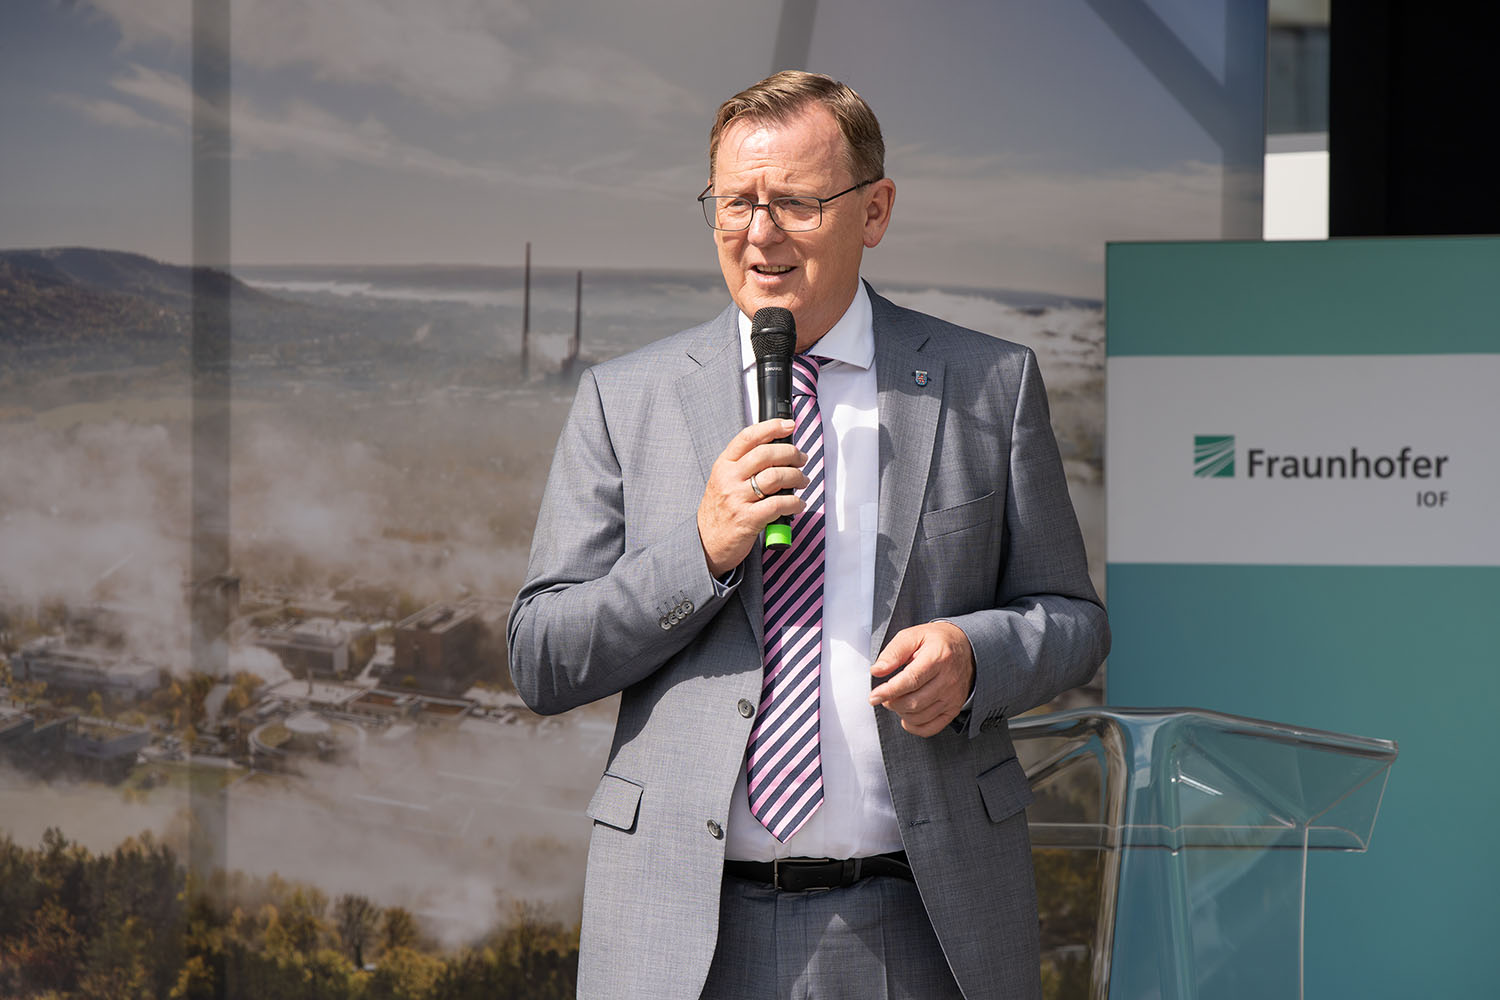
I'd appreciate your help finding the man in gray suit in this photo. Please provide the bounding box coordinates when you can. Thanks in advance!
[508,71,1108,999]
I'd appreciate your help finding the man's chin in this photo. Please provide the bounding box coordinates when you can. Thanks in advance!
[735,291,801,323]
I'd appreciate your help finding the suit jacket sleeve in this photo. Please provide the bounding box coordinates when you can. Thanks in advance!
[944,346,1110,731]
[506,366,734,715]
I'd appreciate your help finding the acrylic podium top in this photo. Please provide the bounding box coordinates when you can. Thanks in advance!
[1010,707,1398,851]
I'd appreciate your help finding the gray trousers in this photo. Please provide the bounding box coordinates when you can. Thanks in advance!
[700,873,966,1000]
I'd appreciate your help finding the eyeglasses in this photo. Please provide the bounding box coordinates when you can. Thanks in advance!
[697,178,881,232]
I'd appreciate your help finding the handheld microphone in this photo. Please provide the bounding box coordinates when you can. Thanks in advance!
[749,307,796,548]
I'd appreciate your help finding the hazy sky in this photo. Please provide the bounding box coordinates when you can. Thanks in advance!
[0,0,1263,297]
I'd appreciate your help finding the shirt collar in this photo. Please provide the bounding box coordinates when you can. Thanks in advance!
[737,280,875,373]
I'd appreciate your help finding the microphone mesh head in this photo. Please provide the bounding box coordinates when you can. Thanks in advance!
[750,307,795,360]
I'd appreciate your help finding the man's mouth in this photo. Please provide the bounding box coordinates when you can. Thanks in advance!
[752,264,795,275]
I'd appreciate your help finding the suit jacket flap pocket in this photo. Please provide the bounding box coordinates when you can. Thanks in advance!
[920,491,997,539]
[586,773,644,832]
[977,757,1034,824]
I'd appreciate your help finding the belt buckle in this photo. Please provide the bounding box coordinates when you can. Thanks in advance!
[773,856,834,892]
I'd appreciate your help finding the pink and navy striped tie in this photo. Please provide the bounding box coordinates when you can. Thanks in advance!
[747,354,826,842]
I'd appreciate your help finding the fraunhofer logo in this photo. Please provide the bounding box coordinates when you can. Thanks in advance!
[1194,435,1235,478]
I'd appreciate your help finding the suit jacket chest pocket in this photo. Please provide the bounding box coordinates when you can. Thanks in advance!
[912,491,1001,615]
[919,491,997,540]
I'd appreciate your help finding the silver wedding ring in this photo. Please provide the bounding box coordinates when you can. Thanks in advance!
[749,472,767,500]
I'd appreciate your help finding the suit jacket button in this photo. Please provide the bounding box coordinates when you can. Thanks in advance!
[659,616,671,630]
[681,600,694,615]
[737,699,754,719]
[706,820,723,839]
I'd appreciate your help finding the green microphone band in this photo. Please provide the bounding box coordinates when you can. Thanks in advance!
[764,523,792,548]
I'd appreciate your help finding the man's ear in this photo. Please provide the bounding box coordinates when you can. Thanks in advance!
[863,178,896,249]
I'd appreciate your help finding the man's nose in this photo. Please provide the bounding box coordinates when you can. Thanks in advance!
[746,205,784,245]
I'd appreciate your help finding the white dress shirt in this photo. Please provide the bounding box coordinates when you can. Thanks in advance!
[724,282,905,862]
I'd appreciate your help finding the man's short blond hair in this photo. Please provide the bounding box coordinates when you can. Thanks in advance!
[708,71,885,185]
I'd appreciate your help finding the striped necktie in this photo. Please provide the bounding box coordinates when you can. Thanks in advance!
[746,354,826,842]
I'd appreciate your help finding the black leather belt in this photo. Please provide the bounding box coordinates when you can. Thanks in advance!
[724,851,913,892]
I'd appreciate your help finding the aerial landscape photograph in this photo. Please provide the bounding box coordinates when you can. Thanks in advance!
[1,1,1259,996]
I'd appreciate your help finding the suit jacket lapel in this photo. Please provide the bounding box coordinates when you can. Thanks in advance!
[676,304,765,650]
[869,290,943,659]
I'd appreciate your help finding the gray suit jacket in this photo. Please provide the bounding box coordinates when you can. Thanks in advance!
[508,286,1109,999]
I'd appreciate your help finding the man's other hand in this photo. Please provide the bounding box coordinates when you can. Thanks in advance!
[869,622,975,737]
[698,418,807,577]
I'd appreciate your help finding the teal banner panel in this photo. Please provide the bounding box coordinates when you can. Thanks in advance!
[1107,238,1500,998]
[1108,564,1500,999]
[1107,237,1500,356]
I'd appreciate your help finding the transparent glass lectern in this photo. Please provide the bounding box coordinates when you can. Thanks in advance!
[1012,707,1398,1000]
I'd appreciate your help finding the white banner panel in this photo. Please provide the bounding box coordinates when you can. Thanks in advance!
[1108,354,1500,565]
